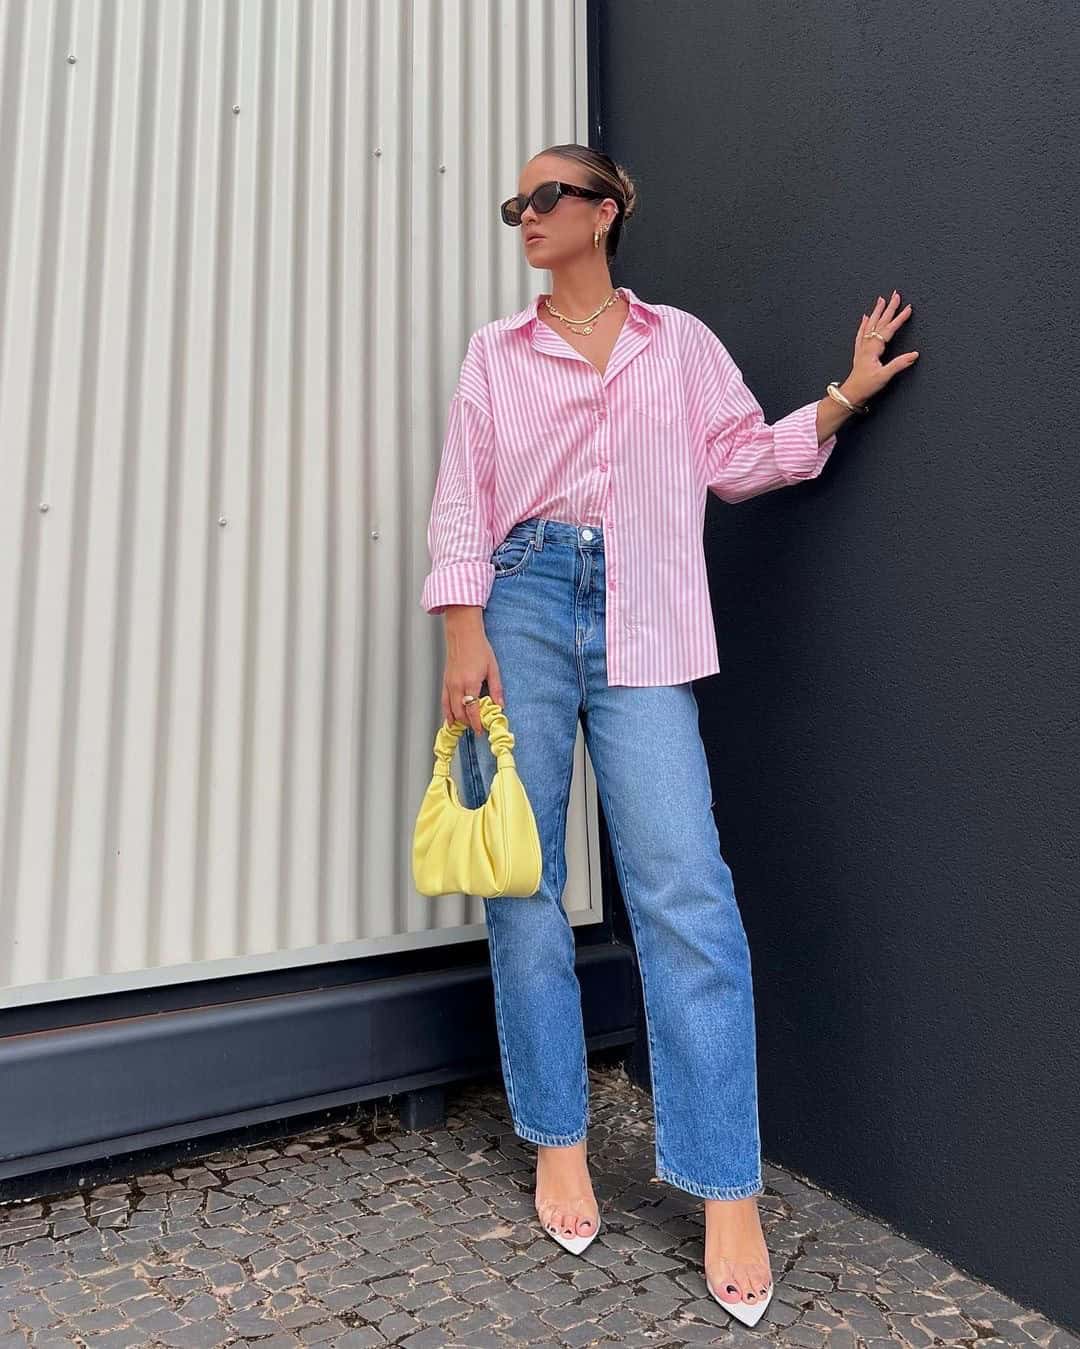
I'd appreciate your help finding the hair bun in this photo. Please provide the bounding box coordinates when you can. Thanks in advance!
[614,163,638,222]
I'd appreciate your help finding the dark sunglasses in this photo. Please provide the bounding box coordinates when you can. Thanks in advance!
[500,180,609,227]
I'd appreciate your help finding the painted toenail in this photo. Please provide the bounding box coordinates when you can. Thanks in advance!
[726,1284,737,1293]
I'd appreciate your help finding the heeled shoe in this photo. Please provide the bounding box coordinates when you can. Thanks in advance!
[538,1207,602,1255]
[706,1274,774,1328]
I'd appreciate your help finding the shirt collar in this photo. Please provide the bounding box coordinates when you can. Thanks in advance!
[500,284,662,331]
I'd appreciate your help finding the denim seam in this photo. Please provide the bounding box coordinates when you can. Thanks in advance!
[575,549,592,710]
[586,752,670,1176]
[513,1120,589,1147]
[580,1030,591,1130]
[654,1164,765,1201]
[485,909,520,1122]
[470,732,523,1122]
[556,723,578,932]
[582,547,595,643]
[555,716,589,1129]
[480,693,588,1144]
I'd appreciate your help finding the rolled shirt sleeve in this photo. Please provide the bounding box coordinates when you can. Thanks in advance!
[694,319,838,505]
[420,335,497,614]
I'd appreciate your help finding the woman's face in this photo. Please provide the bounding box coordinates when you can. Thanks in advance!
[511,156,612,270]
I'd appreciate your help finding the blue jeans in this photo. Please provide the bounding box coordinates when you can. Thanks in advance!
[459,515,764,1201]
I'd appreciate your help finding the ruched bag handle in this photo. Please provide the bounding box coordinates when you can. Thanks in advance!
[432,696,517,776]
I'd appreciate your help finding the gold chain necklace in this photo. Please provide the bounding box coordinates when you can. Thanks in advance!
[543,289,621,335]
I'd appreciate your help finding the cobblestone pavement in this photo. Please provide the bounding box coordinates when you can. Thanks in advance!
[1,1055,1075,1348]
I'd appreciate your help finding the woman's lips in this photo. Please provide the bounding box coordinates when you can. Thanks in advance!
[526,235,544,244]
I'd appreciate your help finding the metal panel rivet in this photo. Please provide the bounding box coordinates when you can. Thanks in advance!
[218,516,228,526]
[232,103,240,114]
[67,54,76,63]
[39,501,49,513]
[370,529,380,539]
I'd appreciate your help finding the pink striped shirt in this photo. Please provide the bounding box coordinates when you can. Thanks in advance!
[421,285,837,686]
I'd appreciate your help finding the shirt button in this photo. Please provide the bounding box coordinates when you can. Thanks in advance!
[598,460,608,471]
[597,407,607,420]
[610,578,617,590]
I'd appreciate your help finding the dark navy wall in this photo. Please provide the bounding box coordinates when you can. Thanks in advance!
[592,0,1078,1328]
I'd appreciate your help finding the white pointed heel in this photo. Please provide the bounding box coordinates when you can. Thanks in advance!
[707,1276,774,1328]
[541,1210,602,1255]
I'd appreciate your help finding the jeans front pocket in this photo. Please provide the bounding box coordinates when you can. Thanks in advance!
[491,534,535,578]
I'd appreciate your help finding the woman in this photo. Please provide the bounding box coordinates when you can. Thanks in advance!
[420,143,917,1328]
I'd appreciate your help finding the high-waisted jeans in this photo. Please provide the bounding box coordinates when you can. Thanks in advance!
[459,515,764,1201]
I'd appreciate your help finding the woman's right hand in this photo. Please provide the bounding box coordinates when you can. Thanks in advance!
[442,606,506,735]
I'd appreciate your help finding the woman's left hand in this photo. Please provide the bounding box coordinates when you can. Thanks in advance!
[845,289,919,403]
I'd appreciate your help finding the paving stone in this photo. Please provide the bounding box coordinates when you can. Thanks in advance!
[156,1321,234,1347]
[0,1062,1074,1348]
[67,1310,124,1336]
[398,1328,454,1349]
[884,1314,937,1346]
[295,1320,341,1343]
[79,1330,146,1348]
[782,1325,828,1347]
[915,1309,980,1339]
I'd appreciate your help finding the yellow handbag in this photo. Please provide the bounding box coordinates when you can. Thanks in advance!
[412,695,543,899]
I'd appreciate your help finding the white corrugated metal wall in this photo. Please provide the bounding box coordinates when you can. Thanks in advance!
[0,0,602,1006]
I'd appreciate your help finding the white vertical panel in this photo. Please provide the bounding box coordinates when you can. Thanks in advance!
[0,0,600,1006]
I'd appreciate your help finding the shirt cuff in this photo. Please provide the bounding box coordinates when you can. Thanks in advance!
[421,560,495,614]
[772,399,838,483]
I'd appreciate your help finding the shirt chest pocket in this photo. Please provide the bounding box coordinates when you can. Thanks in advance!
[623,355,684,427]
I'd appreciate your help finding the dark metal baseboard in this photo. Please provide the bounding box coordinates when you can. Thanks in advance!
[0,941,642,1191]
